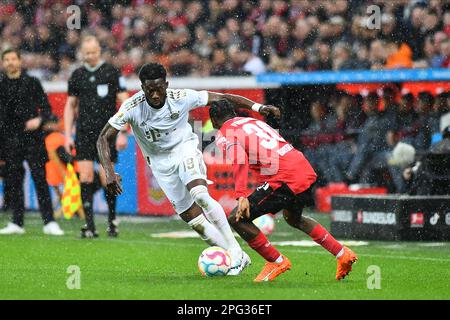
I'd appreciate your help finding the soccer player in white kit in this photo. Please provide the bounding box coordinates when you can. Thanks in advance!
[97,63,280,275]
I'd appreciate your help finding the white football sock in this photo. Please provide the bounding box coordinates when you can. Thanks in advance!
[336,248,345,259]
[188,214,228,249]
[190,185,242,255]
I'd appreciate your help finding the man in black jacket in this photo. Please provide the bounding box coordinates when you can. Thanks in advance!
[0,48,64,235]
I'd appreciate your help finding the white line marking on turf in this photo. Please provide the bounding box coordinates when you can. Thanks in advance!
[78,238,450,263]
[151,231,199,238]
[279,247,450,263]
[418,243,446,247]
[14,232,450,263]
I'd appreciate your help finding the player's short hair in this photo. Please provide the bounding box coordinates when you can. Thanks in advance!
[139,63,167,83]
[209,100,237,122]
[1,48,20,60]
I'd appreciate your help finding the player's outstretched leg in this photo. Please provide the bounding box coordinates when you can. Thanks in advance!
[228,211,291,282]
[189,185,250,274]
[180,203,229,249]
[283,211,358,280]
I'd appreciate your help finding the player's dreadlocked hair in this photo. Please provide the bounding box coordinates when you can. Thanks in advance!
[139,63,167,82]
[209,100,237,122]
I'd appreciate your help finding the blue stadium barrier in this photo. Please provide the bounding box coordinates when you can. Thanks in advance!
[115,136,137,214]
[257,68,450,85]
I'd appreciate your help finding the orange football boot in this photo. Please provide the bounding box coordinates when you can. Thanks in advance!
[254,255,291,282]
[336,247,358,280]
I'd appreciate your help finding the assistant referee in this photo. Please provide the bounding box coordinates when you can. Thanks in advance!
[64,36,128,238]
[0,48,64,235]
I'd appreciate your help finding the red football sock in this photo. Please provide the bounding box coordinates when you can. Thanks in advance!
[309,224,343,257]
[248,231,281,262]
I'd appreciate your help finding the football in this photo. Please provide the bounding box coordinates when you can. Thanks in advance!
[198,246,231,277]
[253,214,275,235]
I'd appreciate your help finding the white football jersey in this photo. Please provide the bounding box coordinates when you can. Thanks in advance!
[108,88,209,159]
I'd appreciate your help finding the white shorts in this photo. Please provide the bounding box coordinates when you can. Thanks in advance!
[149,145,207,214]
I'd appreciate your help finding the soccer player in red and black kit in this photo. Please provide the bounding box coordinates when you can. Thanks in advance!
[209,100,358,282]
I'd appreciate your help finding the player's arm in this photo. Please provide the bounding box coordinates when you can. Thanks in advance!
[207,91,281,119]
[115,92,130,151]
[223,141,251,221]
[97,123,122,195]
[63,96,78,153]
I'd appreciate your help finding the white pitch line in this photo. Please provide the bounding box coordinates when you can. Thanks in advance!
[11,232,450,263]
[74,236,450,263]
[278,247,450,263]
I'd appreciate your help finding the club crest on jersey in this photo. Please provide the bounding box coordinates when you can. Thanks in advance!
[97,84,108,98]
[170,111,180,120]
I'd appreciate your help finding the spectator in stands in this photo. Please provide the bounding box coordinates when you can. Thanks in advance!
[210,48,232,76]
[332,42,355,70]
[429,92,450,135]
[407,5,428,61]
[346,92,390,183]
[385,42,413,69]
[439,37,450,67]
[412,91,433,151]
[300,99,335,185]
[241,48,266,75]
[381,86,399,129]
[396,93,418,146]
[326,94,356,183]
[1,0,450,78]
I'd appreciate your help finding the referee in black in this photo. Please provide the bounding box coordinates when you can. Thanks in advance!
[64,36,128,238]
[0,48,64,235]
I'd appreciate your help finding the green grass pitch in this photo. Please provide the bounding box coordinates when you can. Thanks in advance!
[1,211,449,300]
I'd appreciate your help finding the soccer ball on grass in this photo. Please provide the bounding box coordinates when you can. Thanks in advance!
[198,246,231,277]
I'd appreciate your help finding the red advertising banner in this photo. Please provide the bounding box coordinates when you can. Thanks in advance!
[136,147,175,216]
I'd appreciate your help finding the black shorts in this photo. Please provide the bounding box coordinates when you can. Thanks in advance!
[247,182,314,221]
[75,134,118,163]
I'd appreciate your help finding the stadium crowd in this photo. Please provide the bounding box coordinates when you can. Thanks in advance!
[297,88,450,193]
[1,0,450,199]
[0,0,450,80]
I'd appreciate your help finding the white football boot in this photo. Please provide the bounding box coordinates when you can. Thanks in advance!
[0,222,25,235]
[43,221,64,236]
[227,251,252,276]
